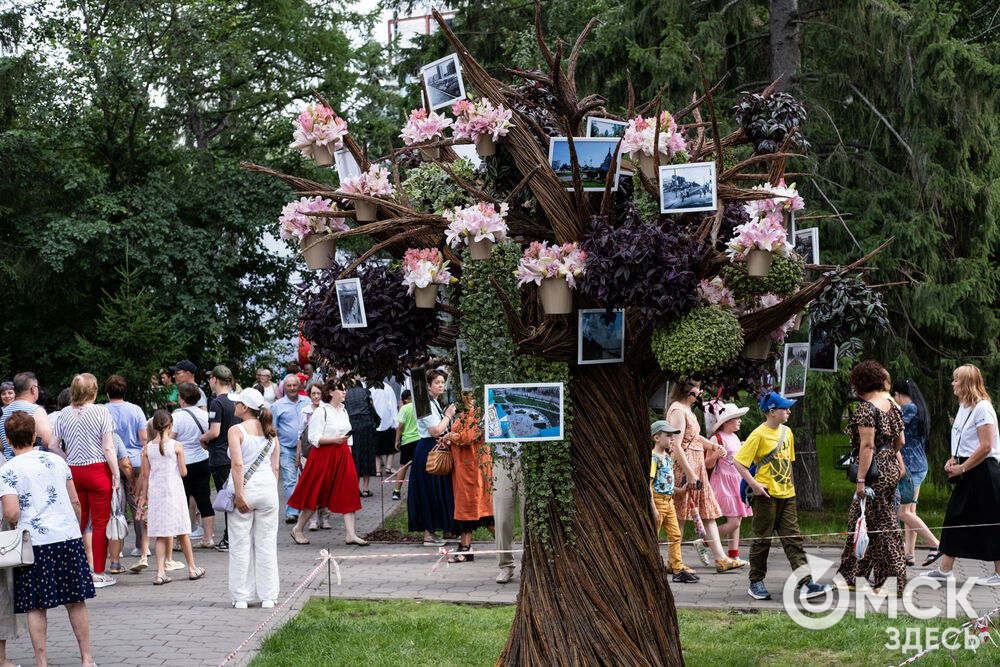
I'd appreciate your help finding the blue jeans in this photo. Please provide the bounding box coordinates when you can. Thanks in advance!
[279,444,299,518]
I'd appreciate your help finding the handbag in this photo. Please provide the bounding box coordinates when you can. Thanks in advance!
[211,437,274,513]
[0,529,33,568]
[425,443,453,475]
[898,468,916,504]
[106,488,129,541]
[846,401,881,485]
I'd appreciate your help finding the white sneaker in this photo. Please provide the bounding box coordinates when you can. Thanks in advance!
[190,525,204,539]
[164,560,185,571]
[977,573,1000,586]
[496,569,514,584]
[93,573,117,588]
[233,601,248,609]
[129,547,141,557]
[261,600,275,609]
[922,568,954,580]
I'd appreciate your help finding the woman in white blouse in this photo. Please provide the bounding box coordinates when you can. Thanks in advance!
[288,381,367,546]
[925,364,1000,585]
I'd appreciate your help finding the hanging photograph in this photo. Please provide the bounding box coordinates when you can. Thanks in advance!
[658,162,717,214]
[578,308,625,365]
[780,342,810,398]
[794,226,819,264]
[334,278,367,329]
[485,383,564,442]
[548,137,623,192]
[455,339,473,392]
[786,211,796,247]
[585,116,629,138]
[420,53,466,111]
[809,328,839,373]
[334,148,361,182]
[647,381,671,413]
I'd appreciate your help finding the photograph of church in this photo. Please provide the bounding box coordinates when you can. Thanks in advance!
[548,137,623,191]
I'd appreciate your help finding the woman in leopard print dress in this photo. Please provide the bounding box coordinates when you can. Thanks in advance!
[837,361,907,595]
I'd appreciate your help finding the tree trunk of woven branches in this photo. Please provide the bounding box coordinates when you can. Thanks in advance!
[789,408,823,511]
[499,364,684,666]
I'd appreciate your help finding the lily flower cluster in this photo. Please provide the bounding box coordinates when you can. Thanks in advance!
[289,105,349,158]
[620,111,687,160]
[451,98,513,142]
[516,241,587,288]
[443,202,509,248]
[401,248,455,293]
[278,196,347,240]
[339,164,394,198]
[400,108,453,146]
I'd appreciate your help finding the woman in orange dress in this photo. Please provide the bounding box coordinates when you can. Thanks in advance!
[443,397,494,562]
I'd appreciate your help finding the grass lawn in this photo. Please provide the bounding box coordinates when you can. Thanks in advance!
[252,598,996,666]
[378,500,522,542]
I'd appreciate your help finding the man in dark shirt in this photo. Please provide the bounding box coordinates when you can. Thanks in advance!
[198,364,238,552]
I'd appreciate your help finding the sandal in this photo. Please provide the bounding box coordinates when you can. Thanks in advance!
[188,567,206,581]
[448,545,475,563]
[290,531,310,545]
[345,538,369,547]
[108,563,126,574]
[922,548,942,567]
[153,575,172,586]
[905,555,916,567]
[361,490,374,497]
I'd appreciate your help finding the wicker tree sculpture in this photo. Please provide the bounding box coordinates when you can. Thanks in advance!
[246,5,889,665]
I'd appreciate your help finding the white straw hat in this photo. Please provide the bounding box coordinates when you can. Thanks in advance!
[709,402,749,435]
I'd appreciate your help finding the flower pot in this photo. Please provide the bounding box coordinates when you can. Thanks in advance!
[468,238,492,260]
[356,200,377,222]
[475,135,496,157]
[741,336,772,360]
[312,144,333,168]
[538,277,573,315]
[414,284,439,309]
[300,234,336,270]
[746,249,773,278]
[420,146,440,161]
[637,152,666,181]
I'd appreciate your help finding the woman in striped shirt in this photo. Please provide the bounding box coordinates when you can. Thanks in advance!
[52,373,121,589]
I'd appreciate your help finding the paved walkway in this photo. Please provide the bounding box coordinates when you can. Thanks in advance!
[8,477,1000,665]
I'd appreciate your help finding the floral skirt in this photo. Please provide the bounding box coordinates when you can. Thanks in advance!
[14,538,95,612]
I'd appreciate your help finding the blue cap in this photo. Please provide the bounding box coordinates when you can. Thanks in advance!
[760,391,796,412]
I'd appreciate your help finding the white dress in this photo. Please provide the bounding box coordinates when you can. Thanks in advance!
[146,440,190,537]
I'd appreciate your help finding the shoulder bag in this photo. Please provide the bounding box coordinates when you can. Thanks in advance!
[847,402,881,485]
[947,407,977,485]
[739,426,787,506]
[0,529,33,568]
[212,438,274,513]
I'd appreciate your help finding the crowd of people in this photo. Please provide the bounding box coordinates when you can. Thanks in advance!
[648,361,1000,602]
[0,355,997,663]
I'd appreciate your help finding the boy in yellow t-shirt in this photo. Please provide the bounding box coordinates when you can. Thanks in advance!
[734,392,830,602]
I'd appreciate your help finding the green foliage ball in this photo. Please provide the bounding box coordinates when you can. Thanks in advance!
[402,159,480,214]
[652,306,744,376]
[721,253,804,301]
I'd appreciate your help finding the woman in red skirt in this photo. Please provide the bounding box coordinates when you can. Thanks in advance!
[288,381,368,546]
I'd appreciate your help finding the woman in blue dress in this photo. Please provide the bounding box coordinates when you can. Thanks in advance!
[891,379,941,567]
[407,370,456,545]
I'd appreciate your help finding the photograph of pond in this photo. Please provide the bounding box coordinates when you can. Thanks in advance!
[484,383,564,442]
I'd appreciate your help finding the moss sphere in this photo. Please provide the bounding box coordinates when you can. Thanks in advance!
[722,253,804,300]
[651,306,744,376]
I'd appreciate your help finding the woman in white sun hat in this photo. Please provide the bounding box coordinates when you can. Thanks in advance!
[706,401,753,564]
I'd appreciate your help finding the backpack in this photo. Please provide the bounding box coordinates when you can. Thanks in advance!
[739,426,787,506]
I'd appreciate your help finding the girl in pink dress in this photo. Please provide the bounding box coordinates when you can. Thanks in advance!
[140,410,204,585]
[706,402,754,562]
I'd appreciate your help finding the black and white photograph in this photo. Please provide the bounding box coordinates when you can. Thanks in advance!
[780,342,810,398]
[794,227,819,264]
[658,162,717,214]
[420,53,466,111]
[586,116,629,138]
[455,339,473,392]
[809,327,838,372]
[335,148,361,182]
[485,383,564,442]
[335,277,367,329]
[786,211,796,247]
[647,381,670,412]
[578,309,625,365]
[548,137,623,192]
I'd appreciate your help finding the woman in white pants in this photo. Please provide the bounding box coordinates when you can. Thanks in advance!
[226,388,280,609]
